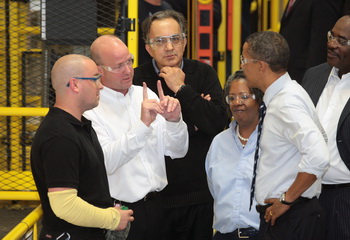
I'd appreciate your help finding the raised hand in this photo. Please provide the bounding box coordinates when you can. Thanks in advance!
[157,80,181,122]
[158,66,185,93]
[141,82,163,126]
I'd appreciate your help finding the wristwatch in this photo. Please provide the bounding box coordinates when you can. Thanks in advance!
[279,192,294,205]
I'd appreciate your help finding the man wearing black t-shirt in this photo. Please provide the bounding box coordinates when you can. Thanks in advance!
[30,54,134,239]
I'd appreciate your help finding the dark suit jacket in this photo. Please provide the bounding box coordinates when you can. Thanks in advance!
[302,63,350,171]
[280,0,345,84]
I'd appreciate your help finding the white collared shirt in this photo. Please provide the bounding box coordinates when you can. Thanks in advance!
[206,121,259,233]
[255,73,329,205]
[316,67,350,183]
[84,85,188,202]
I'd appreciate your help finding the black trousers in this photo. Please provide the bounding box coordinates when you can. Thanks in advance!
[115,195,165,240]
[162,202,214,240]
[319,186,350,240]
[258,197,326,240]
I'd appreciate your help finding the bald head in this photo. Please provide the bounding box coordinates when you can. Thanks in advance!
[51,54,93,92]
[90,35,128,66]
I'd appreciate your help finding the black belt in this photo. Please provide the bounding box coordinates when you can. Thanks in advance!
[112,191,159,205]
[255,204,272,214]
[142,191,159,201]
[233,227,258,238]
[322,183,350,190]
[217,227,258,239]
[256,196,312,213]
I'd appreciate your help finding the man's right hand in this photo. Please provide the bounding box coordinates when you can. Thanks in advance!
[141,82,164,126]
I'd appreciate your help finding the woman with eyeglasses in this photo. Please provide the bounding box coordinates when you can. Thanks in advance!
[205,70,264,240]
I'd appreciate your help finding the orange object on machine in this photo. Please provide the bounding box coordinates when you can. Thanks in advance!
[196,0,213,66]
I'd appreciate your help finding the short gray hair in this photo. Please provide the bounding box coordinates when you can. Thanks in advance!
[141,10,187,43]
[245,31,289,73]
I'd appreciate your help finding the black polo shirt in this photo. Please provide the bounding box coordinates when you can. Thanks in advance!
[31,107,113,239]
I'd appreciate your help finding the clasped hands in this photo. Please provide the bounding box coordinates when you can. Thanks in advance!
[141,80,181,127]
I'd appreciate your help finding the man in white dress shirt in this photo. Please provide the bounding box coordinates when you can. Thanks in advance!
[84,35,188,240]
[241,31,329,240]
[302,14,350,240]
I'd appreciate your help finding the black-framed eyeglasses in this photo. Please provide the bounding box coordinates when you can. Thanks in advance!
[240,55,259,65]
[66,73,102,87]
[100,54,134,73]
[327,31,350,47]
[148,33,186,48]
[225,93,256,104]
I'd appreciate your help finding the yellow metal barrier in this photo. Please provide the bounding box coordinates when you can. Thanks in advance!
[0,107,47,200]
[0,190,39,200]
[3,205,43,240]
[0,107,48,117]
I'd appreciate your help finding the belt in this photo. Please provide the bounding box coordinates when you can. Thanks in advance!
[256,196,312,213]
[142,191,159,201]
[112,191,159,205]
[322,183,350,190]
[216,227,258,239]
[233,227,258,239]
[256,204,272,214]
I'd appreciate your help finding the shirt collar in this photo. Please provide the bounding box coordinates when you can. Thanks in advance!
[330,67,350,81]
[50,107,90,128]
[152,58,184,74]
[263,72,290,105]
[100,84,135,98]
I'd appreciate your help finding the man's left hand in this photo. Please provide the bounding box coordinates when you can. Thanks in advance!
[157,80,181,122]
[264,198,291,226]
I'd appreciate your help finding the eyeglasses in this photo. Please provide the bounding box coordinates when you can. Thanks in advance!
[225,93,256,104]
[148,33,186,48]
[240,55,259,65]
[100,54,134,73]
[327,31,350,47]
[66,73,102,87]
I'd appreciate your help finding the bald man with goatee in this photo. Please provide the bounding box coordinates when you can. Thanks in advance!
[31,54,134,240]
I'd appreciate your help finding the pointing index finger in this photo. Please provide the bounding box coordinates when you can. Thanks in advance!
[157,80,165,100]
[143,82,148,100]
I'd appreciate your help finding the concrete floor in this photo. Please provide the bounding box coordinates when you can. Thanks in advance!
[0,201,39,238]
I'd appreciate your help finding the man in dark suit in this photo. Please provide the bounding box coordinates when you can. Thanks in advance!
[280,0,346,84]
[302,14,350,240]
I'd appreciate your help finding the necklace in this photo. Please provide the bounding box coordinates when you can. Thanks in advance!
[236,125,249,142]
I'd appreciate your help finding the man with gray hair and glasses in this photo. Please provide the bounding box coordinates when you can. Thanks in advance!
[134,10,227,240]
[241,31,329,240]
[303,14,350,240]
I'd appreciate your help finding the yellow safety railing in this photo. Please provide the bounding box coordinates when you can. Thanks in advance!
[0,107,48,117]
[0,107,47,200]
[3,205,43,240]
